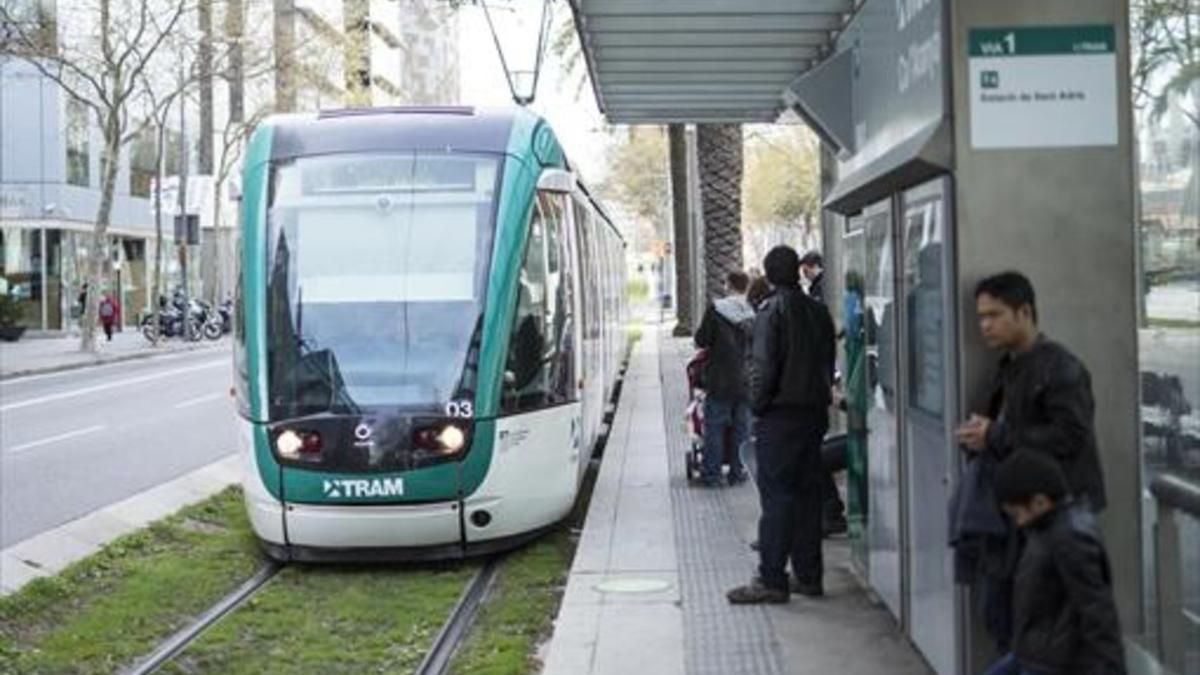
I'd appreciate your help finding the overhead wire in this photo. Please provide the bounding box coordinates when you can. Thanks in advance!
[479,0,554,106]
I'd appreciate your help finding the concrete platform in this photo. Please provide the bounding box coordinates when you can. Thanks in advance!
[541,325,934,675]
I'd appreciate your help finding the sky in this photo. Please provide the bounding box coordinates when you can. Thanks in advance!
[456,1,613,185]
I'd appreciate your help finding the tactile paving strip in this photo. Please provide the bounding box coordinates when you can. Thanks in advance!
[658,334,786,675]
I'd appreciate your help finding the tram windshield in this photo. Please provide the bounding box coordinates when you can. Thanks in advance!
[265,152,500,419]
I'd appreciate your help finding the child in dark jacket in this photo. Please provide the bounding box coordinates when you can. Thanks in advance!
[984,451,1126,675]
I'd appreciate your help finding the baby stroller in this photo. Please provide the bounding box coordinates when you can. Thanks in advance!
[684,349,741,483]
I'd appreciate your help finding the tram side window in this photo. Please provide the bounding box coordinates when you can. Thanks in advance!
[575,199,600,340]
[503,192,574,413]
[232,241,250,418]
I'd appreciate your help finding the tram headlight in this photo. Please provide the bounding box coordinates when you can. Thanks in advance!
[437,425,466,453]
[414,422,469,456]
[276,429,304,458]
[276,429,323,459]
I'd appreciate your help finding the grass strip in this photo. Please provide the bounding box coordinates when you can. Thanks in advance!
[447,530,576,675]
[164,561,476,674]
[0,486,261,674]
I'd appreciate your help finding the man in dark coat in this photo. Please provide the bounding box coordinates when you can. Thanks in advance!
[799,250,825,304]
[982,451,1125,675]
[694,271,754,487]
[955,271,1107,509]
[728,246,836,604]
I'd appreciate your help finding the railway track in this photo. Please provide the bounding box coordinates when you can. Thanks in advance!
[121,556,500,675]
[123,561,283,675]
[414,557,501,675]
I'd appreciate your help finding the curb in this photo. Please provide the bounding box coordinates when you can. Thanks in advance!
[0,341,229,381]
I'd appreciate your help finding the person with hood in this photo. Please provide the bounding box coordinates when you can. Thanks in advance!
[694,270,755,487]
[728,246,836,604]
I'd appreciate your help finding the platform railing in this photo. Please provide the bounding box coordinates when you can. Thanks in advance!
[1149,471,1200,673]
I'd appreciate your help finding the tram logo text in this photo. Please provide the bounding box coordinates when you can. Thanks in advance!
[323,477,404,499]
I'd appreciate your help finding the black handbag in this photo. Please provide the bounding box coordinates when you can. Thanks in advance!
[821,433,848,473]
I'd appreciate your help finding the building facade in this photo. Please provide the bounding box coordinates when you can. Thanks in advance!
[0,58,184,332]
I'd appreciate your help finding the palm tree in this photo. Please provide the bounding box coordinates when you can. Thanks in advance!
[697,124,744,301]
[669,124,694,335]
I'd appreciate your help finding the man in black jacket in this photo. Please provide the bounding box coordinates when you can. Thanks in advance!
[800,250,825,304]
[694,271,754,487]
[982,451,1125,675]
[955,272,1107,509]
[728,246,836,604]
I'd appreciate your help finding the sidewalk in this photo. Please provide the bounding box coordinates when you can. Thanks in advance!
[541,325,933,675]
[0,330,229,380]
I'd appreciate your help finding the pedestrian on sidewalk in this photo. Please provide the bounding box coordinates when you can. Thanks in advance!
[955,271,1108,651]
[747,273,772,310]
[982,451,1125,675]
[694,270,755,487]
[99,293,117,342]
[728,245,836,604]
[799,250,825,304]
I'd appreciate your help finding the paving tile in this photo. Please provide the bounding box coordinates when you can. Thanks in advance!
[4,530,99,575]
[593,602,684,675]
[60,510,140,548]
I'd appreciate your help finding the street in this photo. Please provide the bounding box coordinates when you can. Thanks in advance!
[0,350,236,548]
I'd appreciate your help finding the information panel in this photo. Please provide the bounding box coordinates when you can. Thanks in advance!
[969,25,1118,149]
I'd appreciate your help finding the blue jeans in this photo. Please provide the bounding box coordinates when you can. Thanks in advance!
[755,407,828,590]
[982,652,1041,675]
[702,396,750,483]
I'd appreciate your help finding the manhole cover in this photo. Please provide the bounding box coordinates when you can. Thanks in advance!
[594,578,672,594]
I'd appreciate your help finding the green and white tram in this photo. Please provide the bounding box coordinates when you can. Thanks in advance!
[234,107,626,561]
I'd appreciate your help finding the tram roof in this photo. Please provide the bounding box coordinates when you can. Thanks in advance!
[567,0,856,124]
[265,106,543,161]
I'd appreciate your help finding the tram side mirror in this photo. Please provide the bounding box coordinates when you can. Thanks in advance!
[536,168,575,194]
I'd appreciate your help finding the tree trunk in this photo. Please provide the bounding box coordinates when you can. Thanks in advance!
[668,124,693,337]
[81,114,123,352]
[198,0,213,174]
[152,117,166,346]
[343,0,371,106]
[227,0,245,123]
[273,0,296,111]
[697,123,744,301]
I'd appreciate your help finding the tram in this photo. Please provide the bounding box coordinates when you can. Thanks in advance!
[234,106,626,561]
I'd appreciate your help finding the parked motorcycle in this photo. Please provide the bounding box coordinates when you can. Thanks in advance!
[192,300,224,341]
[141,306,201,342]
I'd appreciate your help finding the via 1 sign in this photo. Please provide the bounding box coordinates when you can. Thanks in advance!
[969,25,1118,149]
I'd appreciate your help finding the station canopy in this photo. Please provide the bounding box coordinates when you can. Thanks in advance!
[567,0,856,124]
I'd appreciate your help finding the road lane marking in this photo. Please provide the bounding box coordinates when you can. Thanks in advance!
[0,360,227,412]
[6,425,106,454]
[174,392,226,409]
